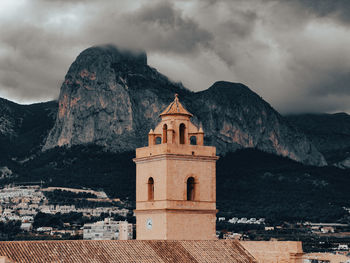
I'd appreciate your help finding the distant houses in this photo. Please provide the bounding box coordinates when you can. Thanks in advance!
[83,218,133,240]
[0,185,129,222]
[0,185,133,240]
[220,217,266,225]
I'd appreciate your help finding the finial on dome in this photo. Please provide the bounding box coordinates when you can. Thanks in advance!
[175,93,179,100]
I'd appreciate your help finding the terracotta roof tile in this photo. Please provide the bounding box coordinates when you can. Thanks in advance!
[160,94,193,117]
[0,240,257,263]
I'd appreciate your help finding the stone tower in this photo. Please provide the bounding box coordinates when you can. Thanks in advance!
[133,94,218,240]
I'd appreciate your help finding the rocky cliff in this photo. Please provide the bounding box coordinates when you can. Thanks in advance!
[0,98,56,159]
[286,113,350,166]
[0,98,24,138]
[192,82,326,166]
[43,45,326,166]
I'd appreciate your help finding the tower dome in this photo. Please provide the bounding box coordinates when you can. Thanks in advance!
[159,94,193,118]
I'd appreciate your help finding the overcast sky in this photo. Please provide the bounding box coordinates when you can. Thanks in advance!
[0,0,349,114]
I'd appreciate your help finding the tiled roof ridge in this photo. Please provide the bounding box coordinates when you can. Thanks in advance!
[0,239,248,243]
[0,240,250,243]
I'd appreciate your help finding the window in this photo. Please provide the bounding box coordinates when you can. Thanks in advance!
[187,177,195,201]
[155,137,161,144]
[190,136,197,145]
[163,124,167,143]
[148,177,154,201]
[179,123,186,144]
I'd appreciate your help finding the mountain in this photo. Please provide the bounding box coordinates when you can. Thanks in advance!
[43,45,187,153]
[1,45,349,224]
[42,45,326,166]
[0,98,57,160]
[286,113,350,167]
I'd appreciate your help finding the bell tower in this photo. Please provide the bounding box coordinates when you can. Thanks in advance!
[133,94,218,240]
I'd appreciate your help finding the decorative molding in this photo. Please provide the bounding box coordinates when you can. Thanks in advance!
[133,154,219,163]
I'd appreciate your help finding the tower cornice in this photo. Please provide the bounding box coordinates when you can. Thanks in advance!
[133,153,219,164]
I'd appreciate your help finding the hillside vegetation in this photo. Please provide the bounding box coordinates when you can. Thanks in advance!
[2,146,349,224]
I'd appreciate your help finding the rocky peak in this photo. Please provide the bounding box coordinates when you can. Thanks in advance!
[0,98,19,137]
[74,45,147,68]
[43,45,327,166]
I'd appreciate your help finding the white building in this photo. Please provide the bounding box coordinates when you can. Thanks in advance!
[238,218,248,224]
[228,217,238,224]
[338,244,349,250]
[20,222,32,231]
[0,185,42,199]
[83,218,133,240]
[36,227,53,232]
[223,232,242,240]
[118,221,133,240]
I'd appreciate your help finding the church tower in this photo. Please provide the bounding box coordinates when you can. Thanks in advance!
[133,94,218,240]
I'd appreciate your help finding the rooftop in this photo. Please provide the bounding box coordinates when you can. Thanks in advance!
[0,240,257,263]
[159,94,193,117]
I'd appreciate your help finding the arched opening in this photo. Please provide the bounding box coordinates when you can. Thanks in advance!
[187,177,195,201]
[155,137,161,144]
[163,124,167,143]
[190,136,197,145]
[179,123,186,144]
[148,177,154,201]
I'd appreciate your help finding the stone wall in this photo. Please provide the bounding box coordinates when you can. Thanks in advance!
[240,241,304,263]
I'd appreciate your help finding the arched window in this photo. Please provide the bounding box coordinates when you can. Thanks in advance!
[163,124,167,143]
[155,137,161,144]
[179,123,186,144]
[187,177,195,201]
[148,177,154,201]
[190,136,197,145]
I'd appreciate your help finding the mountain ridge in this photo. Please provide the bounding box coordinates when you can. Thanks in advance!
[40,45,326,166]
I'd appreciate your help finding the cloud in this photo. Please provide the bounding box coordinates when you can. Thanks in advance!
[81,1,213,55]
[293,0,350,24]
[0,0,349,113]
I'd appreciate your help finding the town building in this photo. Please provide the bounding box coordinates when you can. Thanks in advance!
[241,241,304,263]
[303,252,350,263]
[133,94,218,240]
[20,222,32,232]
[83,218,133,240]
[118,221,133,240]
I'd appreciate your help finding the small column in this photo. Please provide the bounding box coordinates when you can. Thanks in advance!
[148,129,155,146]
[167,125,174,144]
[197,127,204,146]
[184,125,189,145]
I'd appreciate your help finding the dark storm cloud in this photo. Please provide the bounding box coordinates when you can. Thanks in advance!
[0,0,349,113]
[293,0,350,23]
[82,1,213,55]
[130,2,213,53]
[314,72,350,96]
[205,0,350,113]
